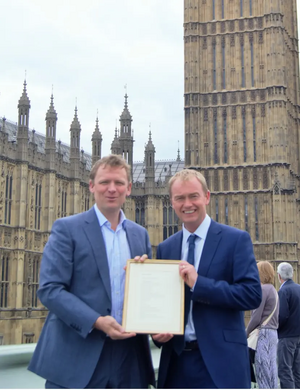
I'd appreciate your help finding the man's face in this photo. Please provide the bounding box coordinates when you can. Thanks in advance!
[89,165,132,217]
[171,177,210,233]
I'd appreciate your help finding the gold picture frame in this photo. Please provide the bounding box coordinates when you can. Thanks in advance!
[122,259,184,335]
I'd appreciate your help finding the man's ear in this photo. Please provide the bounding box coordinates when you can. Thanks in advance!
[89,180,94,193]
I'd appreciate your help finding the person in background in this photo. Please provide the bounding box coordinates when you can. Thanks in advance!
[28,154,155,389]
[246,261,279,388]
[277,262,300,389]
[154,169,262,389]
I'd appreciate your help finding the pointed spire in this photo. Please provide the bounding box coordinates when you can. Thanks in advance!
[120,92,132,121]
[177,140,181,161]
[18,79,31,107]
[92,113,102,140]
[70,105,81,130]
[111,126,121,148]
[46,93,57,119]
[145,124,155,151]
[124,84,127,108]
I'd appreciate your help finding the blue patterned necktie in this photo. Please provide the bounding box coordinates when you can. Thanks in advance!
[174,234,198,355]
[187,234,197,266]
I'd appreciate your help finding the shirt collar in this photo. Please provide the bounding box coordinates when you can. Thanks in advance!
[279,280,288,289]
[93,203,126,228]
[182,214,211,243]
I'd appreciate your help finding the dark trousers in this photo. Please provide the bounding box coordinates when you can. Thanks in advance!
[45,337,148,389]
[278,336,300,389]
[164,348,217,389]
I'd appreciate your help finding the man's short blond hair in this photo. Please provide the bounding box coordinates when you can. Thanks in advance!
[89,154,131,183]
[168,169,209,197]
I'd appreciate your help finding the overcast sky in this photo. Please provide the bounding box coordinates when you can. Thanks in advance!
[1,0,183,162]
[1,1,300,163]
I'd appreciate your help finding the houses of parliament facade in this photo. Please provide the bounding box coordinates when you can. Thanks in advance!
[1,0,300,345]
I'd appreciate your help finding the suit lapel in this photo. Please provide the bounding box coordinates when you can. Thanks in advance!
[83,208,111,303]
[169,231,183,260]
[124,222,139,258]
[198,220,222,277]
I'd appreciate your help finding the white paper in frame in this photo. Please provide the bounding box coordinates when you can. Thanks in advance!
[122,259,184,335]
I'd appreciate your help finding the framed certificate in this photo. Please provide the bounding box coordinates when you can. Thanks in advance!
[122,259,184,334]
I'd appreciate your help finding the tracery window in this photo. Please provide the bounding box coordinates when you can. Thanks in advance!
[213,43,217,90]
[4,173,13,225]
[34,183,42,230]
[244,196,248,232]
[0,253,9,308]
[62,190,67,216]
[31,256,40,307]
[163,200,179,240]
[255,197,259,240]
[135,201,145,227]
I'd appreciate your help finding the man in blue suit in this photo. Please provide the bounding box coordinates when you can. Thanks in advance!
[154,169,262,388]
[277,262,300,389]
[28,155,155,389]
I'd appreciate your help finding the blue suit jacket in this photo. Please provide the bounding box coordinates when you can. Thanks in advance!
[278,279,300,338]
[156,220,262,389]
[28,208,155,388]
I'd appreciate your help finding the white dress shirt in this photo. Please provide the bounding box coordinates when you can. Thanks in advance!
[93,204,131,325]
[181,214,211,341]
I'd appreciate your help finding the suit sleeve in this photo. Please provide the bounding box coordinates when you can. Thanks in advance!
[246,285,267,336]
[37,218,100,338]
[156,244,162,260]
[192,230,262,311]
[278,288,289,329]
[145,229,152,259]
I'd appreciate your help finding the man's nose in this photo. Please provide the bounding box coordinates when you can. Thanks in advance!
[107,182,116,191]
[183,197,192,207]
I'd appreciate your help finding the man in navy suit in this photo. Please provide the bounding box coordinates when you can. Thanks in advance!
[154,169,261,388]
[277,262,300,389]
[28,155,155,389]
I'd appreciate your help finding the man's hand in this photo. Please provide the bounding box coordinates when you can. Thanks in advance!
[152,333,173,343]
[133,254,148,262]
[93,316,136,340]
[179,260,198,289]
[124,254,148,271]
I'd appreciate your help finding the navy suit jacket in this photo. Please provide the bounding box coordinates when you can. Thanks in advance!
[28,207,155,388]
[156,220,261,389]
[278,279,300,338]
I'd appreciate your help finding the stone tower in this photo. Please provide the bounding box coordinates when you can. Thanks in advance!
[91,115,102,166]
[17,80,31,161]
[69,106,81,214]
[44,94,58,230]
[111,127,121,156]
[45,94,57,170]
[145,130,156,194]
[184,0,300,268]
[118,93,134,175]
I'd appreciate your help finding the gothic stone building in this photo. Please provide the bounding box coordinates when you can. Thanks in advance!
[2,0,300,345]
[0,83,183,345]
[184,0,300,291]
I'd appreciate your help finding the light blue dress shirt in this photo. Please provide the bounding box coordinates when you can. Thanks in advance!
[181,214,211,341]
[93,204,131,325]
